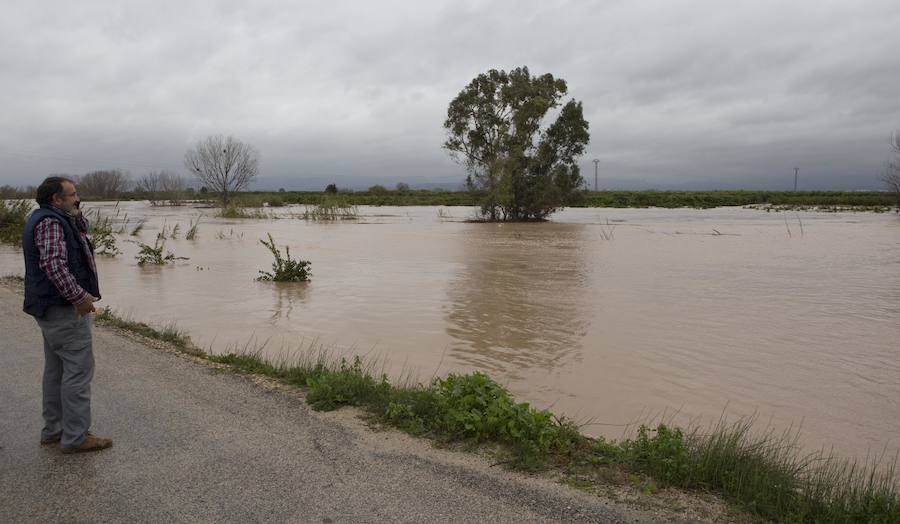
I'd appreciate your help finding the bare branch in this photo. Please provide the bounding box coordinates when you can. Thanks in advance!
[184,134,259,206]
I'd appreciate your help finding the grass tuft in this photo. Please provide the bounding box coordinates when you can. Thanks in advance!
[94,307,199,354]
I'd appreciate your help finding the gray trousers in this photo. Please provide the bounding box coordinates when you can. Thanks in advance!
[34,305,94,449]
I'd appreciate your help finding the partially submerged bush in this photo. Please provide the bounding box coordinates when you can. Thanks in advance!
[0,199,32,246]
[301,196,358,220]
[136,237,188,266]
[219,202,271,219]
[86,210,120,256]
[256,233,311,282]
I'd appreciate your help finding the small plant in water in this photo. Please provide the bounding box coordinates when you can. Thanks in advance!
[84,209,120,256]
[185,216,200,240]
[136,237,188,266]
[130,219,146,236]
[256,233,311,282]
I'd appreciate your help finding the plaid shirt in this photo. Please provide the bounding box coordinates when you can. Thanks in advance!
[33,213,97,305]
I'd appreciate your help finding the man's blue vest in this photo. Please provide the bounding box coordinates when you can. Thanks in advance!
[22,206,101,318]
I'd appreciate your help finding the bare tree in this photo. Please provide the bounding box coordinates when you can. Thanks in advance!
[883,131,900,208]
[135,171,187,206]
[77,169,131,200]
[184,134,259,206]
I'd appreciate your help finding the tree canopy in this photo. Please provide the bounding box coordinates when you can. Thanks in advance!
[443,66,590,220]
[883,131,900,207]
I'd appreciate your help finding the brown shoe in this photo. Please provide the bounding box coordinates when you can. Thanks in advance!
[61,432,113,454]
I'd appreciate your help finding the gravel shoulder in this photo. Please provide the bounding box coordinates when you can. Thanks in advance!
[0,283,720,523]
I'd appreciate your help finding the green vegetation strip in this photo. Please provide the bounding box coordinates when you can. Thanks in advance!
[94,307,197,353]
[177,190,896,210]
[93,307,899,522]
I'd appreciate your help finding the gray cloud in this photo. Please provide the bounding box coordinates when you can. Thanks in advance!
[1,0,898,190]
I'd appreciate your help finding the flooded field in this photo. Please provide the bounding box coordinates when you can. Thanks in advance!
[2,202,898,462]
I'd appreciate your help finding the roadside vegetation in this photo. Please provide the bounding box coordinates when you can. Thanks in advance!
[195,350,900,522]
[45,300,899,523]
[94,307,195,352]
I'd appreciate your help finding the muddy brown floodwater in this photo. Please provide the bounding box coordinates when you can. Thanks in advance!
[2,203,898,463]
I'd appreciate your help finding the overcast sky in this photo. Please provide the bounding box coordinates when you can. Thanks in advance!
[2,0,899,190]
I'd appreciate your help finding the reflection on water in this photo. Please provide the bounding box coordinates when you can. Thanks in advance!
[1,202,899,464]
[445,223,589,376]
[269,282,310,323]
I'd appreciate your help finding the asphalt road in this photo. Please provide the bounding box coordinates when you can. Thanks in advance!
[0,285,656,523]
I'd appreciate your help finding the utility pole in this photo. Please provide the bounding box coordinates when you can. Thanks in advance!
[593,159,599,192]
[794,167,799,192]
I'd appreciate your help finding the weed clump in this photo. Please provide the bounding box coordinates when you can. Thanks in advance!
[256,233,311,282]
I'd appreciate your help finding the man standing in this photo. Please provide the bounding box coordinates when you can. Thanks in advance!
[22,176,112,454]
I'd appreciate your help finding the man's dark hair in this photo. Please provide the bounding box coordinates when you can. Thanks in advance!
[36,176,74,207]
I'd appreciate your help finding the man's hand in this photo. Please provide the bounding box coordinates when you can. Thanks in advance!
[75,295,99,317]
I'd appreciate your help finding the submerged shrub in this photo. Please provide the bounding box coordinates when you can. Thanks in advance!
[301,196,358,220]
[219,202,270,219]
[136,237,187,266]
[256,233,311,282]
[0,199,33,246]
[87,211,120,256]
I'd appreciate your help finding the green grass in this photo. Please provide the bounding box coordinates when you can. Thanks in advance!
[94,307,198,353]
[589,421,899,522]
[77,306,900,522]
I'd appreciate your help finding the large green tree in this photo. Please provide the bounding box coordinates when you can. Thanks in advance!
[443,67,590,220]
[883,130,900,207]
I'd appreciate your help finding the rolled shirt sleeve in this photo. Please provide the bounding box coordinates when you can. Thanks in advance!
[34,218,88,305]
